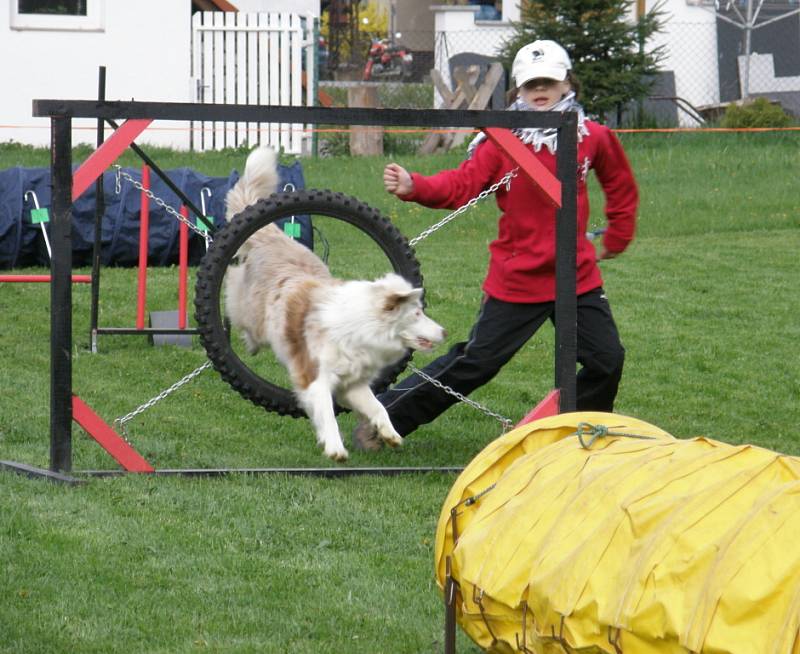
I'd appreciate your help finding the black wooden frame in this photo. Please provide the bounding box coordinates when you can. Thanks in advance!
[25,100,578,476]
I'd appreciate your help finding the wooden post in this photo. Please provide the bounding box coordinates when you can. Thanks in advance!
[554,113,578,412]
[50,115,73,472]
[348,84,383,156]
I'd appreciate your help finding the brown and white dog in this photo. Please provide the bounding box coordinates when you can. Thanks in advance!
[224,147,446,460]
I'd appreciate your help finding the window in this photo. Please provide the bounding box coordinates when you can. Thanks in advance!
[10,0,104,31]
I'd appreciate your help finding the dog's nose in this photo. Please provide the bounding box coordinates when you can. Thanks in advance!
[441,328,448,339]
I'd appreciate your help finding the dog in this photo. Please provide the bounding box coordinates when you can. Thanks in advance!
[224,147,446,461]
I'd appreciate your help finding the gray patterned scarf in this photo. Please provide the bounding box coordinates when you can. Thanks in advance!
[467,91,590,158]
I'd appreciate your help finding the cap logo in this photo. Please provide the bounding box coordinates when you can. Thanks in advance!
[531,49,544,61]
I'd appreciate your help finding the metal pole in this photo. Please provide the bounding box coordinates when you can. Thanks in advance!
[554,112,578,412]
[50,115,73,472]
[316,14,322,159]
[743,0,754,100]
[444,556,456,654]
[90,65,106,353]
[136,165,150,330]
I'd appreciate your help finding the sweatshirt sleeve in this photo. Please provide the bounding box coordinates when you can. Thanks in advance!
[400,141,502,209]
[592,127,639,254]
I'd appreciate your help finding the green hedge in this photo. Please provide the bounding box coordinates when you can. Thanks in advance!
[721,97,794,128]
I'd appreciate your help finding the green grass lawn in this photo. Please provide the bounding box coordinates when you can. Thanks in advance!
[1,132,799,653]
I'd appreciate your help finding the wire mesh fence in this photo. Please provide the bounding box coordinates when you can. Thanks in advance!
[368,13,800,127]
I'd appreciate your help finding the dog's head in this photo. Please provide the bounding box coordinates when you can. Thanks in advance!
[374,274,446,352]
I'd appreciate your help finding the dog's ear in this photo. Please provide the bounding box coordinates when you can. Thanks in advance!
[382,287,423,312]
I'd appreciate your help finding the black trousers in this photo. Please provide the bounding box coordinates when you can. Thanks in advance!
[379,288,625,436]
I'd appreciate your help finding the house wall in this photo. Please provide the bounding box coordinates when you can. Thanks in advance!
[395,0,434,51]
[232,0,318,16]
[1,0,192,148]
[643,0,719,121]
[502,1,519,23]
[431,5,513,106]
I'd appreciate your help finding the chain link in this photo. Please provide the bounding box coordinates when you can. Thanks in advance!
[408,168,517,247]
[108,168,216,437]
[114,165,214,248]
[407,364,513,431]
[113,361,213,437]
[108,165,334,439]
[407,170,516,430]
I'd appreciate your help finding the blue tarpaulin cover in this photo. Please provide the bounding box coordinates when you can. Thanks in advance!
[0,160,309,269]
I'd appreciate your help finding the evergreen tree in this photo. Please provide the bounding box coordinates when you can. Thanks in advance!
[498,0,666,121]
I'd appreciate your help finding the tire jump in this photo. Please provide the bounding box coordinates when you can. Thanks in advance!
[194,189,423,418]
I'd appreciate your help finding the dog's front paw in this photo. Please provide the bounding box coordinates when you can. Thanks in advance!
[377,425,403,449]
[324,443,349,462]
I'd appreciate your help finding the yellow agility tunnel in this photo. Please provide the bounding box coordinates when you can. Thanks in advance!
[435,412,800,653]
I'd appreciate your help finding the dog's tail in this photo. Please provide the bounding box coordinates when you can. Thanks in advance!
[225,146,280,220]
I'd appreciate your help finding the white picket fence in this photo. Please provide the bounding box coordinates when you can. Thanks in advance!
[190,11,316,154]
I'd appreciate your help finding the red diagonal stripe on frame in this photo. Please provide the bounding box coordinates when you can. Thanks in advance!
[515,389,561,427]
[482,127,561,208]
[71,118,153,201]
[72,395,154,472]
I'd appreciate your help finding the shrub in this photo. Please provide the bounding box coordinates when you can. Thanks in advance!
[721,98,793,128]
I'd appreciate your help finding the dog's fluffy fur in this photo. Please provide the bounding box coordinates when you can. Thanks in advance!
[224,147,446,460]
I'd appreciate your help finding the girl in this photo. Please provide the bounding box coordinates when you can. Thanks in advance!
[354,39,638,450]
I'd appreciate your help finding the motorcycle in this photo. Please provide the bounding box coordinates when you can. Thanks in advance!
[363,38,414,81]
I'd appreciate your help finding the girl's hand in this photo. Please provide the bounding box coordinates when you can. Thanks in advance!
[383,163,414,196]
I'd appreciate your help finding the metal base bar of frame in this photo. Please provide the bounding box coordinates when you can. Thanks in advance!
[78,466,464,479]
[0,460,85,485]
[1,461,460,483]
[94,327,200,336]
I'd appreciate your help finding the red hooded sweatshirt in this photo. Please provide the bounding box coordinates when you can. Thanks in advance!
[401,121,638,303]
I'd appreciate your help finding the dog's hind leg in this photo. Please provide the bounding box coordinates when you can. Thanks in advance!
[339,384,403,448]
[240,330,261,355]
[297,378,349,461]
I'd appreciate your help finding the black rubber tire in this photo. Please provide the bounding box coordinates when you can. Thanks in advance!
[195,189,423,418]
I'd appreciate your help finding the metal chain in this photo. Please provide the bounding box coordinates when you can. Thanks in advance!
[406,170,517,430]
[114,165,213,248]
[109,167,216,437]
[408,168,517,246]
[408,363,513,431]
[113,361,213,437]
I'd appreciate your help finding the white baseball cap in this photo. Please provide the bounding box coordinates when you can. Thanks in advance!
[512,40,572,87]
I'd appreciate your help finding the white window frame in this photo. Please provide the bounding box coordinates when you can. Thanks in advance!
[10,0,105,32]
